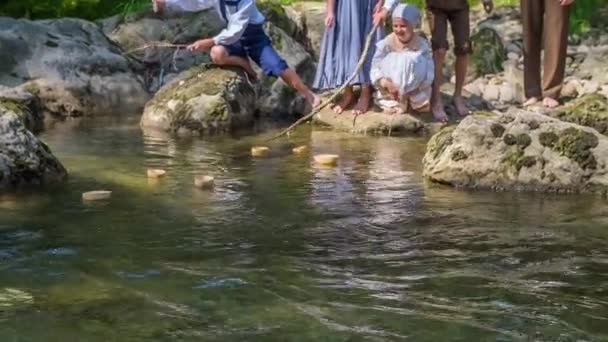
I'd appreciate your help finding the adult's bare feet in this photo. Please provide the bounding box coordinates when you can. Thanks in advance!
[431,99,449,123]
[523,97,540,107]
[542,97,560,108]
[333,87,354,114]
[453,95,469,116]
[352,91,371,115]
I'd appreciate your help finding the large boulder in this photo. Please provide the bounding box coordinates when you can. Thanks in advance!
[255,21,316,118]
[140,65,256,135]
[0,86,43,133]
[0,106,67,190]
[0,17,149,118]
[282,1,326,59]
[101,9,224,92]
[423,110,608,195]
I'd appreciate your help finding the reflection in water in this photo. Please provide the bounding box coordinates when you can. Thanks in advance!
[0,117,606,341]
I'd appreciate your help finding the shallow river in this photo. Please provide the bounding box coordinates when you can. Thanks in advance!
[1,116,607,341]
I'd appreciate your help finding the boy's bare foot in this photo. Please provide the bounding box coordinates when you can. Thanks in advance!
[431,100,449,123]
[523,97,540,107]
[453,95,469,116]
[333,87,354,114]
[542,97,560,108]
[352,93,371,115]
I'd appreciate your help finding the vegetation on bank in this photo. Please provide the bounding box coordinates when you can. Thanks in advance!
[0,0,604,34]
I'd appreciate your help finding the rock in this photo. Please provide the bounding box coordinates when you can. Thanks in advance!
[507,52,519,61]
[483,84,500,102]
[550,94,608,135]
[254,22,316,118]
[0,86,43,133]
[470,27,505,77]
[0,108,67,190]
[561,80,580,98]
[284,1,326,59]
[0,17,149,117]
[313,106,425,136]
[576,48,608,84]
[140,65,256,136]
[582,80,601,95]
[258,1,313,57]
[499,84,515,103]
[423,110,608,195]
[105,9,224,92]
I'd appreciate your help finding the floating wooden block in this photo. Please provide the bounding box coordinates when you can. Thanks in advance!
[314,154,339,166]
[251,146,270,157]
[194,175,215,189]
[82,191,112,201]
[292,145,308,154]
[147,169,166,178]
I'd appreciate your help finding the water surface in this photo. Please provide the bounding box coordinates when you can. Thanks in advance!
[1,116,607,341]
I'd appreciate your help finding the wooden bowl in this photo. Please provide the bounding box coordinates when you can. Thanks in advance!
[147,169,166,178]
[194,175,215,189]
[314,154,339,166]
[82,190,112,201]
[251,146,270,157]
[292,145,308,154]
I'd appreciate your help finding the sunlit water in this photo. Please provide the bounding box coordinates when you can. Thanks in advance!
[1,116,607,341]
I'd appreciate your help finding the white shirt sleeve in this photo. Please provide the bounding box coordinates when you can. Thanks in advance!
[164,0,215,12]
[212,0,254,45]
[382,0,400,12]
[370,39,390,86]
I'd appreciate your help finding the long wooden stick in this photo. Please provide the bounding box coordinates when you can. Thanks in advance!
[267,23,380,141]
[125,42,189,55]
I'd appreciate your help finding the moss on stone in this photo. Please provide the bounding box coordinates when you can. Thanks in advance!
[470,27,504,77]
[553,127,599,170]
[539,131,559,148]
[427,125,456,159]
[490,123,505,138]
[451,149,468,161]
[554,93,608,135]
[501,147,537,171]
[503,134,516,145]
[527,120,540,130]
[515,133,532,148]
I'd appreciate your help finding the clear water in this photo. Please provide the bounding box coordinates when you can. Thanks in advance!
[0,116,607,341]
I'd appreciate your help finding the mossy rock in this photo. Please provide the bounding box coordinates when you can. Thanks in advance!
[141,64,257,135]
[490,123,505,138]
[470,27,504,77]
[553,93,608,135]
[427,125,456,159]
[552,127,599,170]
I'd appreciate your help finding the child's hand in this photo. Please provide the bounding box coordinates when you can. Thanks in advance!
[482,0,493,14]
[381,78,399,100]
[187,38,214,51]
[325,12,335,28]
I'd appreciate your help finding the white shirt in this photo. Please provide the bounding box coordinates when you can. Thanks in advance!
[164,0,265,45]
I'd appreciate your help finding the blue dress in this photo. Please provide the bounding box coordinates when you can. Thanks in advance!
[313,0,383,91]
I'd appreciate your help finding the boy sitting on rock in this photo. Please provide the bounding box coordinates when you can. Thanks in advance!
[370,4,434,115]
[152,0,320,107]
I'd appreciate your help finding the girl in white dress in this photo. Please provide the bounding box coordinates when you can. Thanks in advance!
[370,4,434,114]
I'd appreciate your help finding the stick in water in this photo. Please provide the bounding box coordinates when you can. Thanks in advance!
[267,23,380,141]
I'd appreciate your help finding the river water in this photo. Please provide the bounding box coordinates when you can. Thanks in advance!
[0,116,607,341]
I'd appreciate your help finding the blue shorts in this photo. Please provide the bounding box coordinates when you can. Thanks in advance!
[223,24,289,77]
